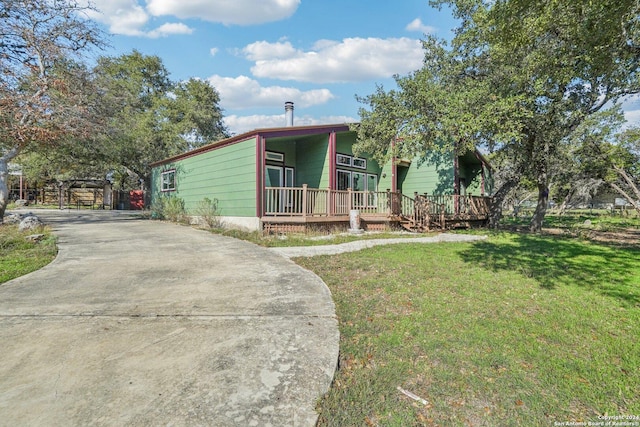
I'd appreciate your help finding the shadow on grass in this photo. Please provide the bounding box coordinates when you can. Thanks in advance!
[458,232,640,307]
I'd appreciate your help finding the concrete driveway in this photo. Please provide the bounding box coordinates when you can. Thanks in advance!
[0,210,339,426]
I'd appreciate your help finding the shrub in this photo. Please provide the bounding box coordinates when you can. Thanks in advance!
[195,197,222,229]
[151,196,186,223]
[150,198,166,220]
[163,196,186,222]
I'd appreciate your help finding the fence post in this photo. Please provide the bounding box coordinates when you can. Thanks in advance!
[347,187,352,212]
[302,184,308,218]
[386,189,391,215]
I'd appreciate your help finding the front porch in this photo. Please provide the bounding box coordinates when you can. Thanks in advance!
[261,185,491,233]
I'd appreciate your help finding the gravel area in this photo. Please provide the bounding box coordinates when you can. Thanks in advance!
[269,233,488,258]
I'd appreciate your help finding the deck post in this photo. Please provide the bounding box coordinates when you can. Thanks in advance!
[386,189,391,215]
[302,184,308,218]
[347,187,352,212]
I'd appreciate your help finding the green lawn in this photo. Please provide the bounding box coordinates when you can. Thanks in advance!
[295,232,640,426]
[0,224,57,284]
[212,228,429,247]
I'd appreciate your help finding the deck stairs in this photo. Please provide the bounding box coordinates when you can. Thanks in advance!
[396,193,488,232]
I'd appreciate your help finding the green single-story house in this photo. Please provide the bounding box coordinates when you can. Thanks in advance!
[151,118,492,232]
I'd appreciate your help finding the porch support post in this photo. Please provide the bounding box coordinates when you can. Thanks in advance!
[329,131,336,190]
[391,138,398,193]
[386,189,391,215]
[328,131,336,215]
[256,135,265,217]
[454,150,460,214]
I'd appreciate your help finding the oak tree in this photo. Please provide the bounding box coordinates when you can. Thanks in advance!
[0,0,105,221]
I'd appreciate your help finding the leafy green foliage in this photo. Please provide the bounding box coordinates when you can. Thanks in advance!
[357,0,640,231]
[94,51,229,190]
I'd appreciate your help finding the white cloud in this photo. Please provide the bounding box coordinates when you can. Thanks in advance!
[406,18,437,34]
[207,75,335,110]
[89,0,295,37]
[244,37,424,83]
[210,47,219,57]
[87,0,149,36]
[147,0,300,25]
[147,22,194,38]
[224,114,357,135]
[242,41,299,61]
[88,0,195,37]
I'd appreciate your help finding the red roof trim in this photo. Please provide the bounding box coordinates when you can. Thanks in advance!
[150,123,353,167]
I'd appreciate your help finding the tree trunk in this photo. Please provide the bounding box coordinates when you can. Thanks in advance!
[609,182,640,216]
[610,166,640,215]
[529,183,549,232]
[488,178,519,228]
[0,147,21,223]
[557,187,575,216]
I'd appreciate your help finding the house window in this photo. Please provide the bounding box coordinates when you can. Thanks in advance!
[367,174,377,192]
[161,170,176,192]
[353,157,367,169]
[285,167,295,187]
[266,151,284,163]
[337,170,351,190]
[336,153,352,167]
[337,169,378,192]
[352,172,366,191]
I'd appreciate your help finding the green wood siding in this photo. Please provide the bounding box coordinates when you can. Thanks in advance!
[398,152,455,196]
[152,137,257,217]
[295,134,330,188]
[265,139,297,168]
[378,162,394,192]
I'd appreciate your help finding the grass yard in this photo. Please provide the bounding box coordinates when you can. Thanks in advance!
[211,228,429,247]
[295,232,640,426]
[0,224,57,284]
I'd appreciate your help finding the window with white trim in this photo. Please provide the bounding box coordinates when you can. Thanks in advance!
[336,153,352,167]
[161,170,176,192]
[353,157,367,169]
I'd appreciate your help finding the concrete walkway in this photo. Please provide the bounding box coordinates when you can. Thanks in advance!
[270,233,488,258]
[0,210,339,426]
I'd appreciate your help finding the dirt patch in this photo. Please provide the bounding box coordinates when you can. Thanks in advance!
[580,228,640,246]
[501,225,640,246]
[542,227,640,246]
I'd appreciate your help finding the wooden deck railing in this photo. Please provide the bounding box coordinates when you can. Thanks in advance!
[264,185,393,216]
[264,185,490,220]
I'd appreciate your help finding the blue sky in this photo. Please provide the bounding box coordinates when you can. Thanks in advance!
[86,0,457,135]
[86,0,639,135]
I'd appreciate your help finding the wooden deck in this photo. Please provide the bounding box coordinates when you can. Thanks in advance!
[262,186,490,233]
